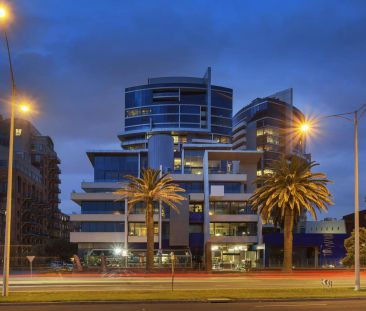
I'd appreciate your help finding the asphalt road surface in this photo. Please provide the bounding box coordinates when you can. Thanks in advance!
[2,272,365,292]
[1,300,366,311]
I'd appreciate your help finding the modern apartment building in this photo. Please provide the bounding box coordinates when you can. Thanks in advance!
[70,69,264,270]
[233,88,307,174]
[120,67,232,150]
[0,116,69,265]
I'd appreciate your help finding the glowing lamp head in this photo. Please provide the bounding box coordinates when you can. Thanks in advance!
[0,7,6,19]
[113,247,122,256]
[300,123,310,133]
[19,105,30,113]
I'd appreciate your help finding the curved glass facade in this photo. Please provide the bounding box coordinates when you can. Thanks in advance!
[121,72,233,149]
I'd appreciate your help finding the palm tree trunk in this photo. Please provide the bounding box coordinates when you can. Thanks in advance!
[146,199,155,272]
[283,208,294,272]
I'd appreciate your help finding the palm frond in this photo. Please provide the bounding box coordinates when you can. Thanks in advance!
[114,168,186,214]
[249,156,333,226]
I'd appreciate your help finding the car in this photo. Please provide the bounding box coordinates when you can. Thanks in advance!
[49,260,74,272]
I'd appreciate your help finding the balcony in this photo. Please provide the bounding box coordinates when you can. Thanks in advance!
[209,235,258,244]
[49,176,61,184]
[170,174,203,181]
[128,236,158,243]
[152,92,179,100]
[210,193,252,201]
[81,182,123,191]
[70,232,125,243]
[121,138,147,147]
[210,214,258,222]
[71,192,123,204]
[70,214,125,222]
[49,187,61,193]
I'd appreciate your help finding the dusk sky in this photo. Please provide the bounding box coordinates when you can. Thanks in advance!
[0,0,365,219]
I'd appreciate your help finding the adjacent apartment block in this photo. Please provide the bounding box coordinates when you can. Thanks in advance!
[0,116,69,265]
[233,88,308,174]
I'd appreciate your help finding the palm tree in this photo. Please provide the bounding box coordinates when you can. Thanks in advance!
[115,168,185,271]
[249,156,332,271]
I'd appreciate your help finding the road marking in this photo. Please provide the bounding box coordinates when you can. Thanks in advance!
[255,303,327,308]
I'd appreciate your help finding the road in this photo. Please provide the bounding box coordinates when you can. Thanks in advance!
[1,271,365,292]
[0,300,366,311]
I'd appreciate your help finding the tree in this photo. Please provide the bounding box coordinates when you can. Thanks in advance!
[342,228,366,267]
[115,168,185,271]
[249,156,332,272]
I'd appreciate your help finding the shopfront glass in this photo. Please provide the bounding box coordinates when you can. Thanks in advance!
[211,244,258,271]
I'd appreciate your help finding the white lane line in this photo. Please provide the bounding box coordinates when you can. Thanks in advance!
[255,303,327,308]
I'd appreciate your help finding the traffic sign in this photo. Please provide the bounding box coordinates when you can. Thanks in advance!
[26,256,35,263]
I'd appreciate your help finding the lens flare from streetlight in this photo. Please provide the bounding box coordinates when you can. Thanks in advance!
[19,104,30,113]
[0,6,8,19]
[113,247,122,255]
[300,123,310,133]
[0,4,13,24]
[0,7,6,18]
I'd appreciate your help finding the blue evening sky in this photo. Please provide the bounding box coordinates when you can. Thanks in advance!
[0,0,365,219]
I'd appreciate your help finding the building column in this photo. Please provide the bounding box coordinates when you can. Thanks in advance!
[203,151,210,270]
[124,198,128,250]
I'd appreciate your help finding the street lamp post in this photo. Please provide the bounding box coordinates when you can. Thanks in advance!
[1,5,17,297]
[301,104,366,291]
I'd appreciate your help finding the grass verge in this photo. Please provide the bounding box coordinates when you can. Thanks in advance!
[1,288,366,303]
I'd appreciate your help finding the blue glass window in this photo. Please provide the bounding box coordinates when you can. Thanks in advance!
[180,89,207,106]
[211,90,232,109]
[210,222,257,236]
[81,201,125,214]
[210,182,242,193]
[180,123,201,128]
[94,155,139,182]
[178,182,204,193]
[211,117,231,128]
[211,126,232,135]
[180,105,201,114]
[180,115,201,123]
[125,116,151,126]
[125,124,150,132]
[151,105,179,114]
[211,107,232,118]
[152,114,179,123]
[125,90,152,108]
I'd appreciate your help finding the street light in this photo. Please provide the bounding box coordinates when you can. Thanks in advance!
[300,103,366,291]
[1,3,18,297]
[19,104,30,113]
[300,123,310,133]
[0,7,6,19]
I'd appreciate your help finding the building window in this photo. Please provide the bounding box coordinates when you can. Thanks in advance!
[81,201,125,214]
[189,224,203,233]
[15,129,22,136]
[210,222,257,236]
[189,202,203,213]
[80,222,124,232]
[184,150,204,174]
[128,222,158,236]
[178,182,203,193]
[210,182,242,193]
[209,201,255,215]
